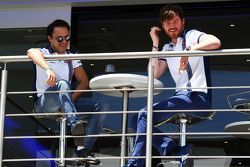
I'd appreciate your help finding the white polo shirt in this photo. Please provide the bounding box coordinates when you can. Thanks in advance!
[161,29,209,93]
[34,47,82,97]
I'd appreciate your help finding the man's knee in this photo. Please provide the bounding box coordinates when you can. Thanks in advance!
[138,110,147,119]
[56,80,70,90]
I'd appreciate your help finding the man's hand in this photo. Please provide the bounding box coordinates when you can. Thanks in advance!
[179,56,189,74]
[150,26,161,48]
[46,69,56,86]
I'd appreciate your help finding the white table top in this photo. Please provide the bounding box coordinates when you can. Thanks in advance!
[224,121,250,139]
[89,73,163,97]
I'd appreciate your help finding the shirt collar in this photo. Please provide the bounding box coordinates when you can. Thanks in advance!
[46,45,55,54]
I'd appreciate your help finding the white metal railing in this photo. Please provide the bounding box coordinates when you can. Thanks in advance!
[1,49,250,167]
[1,48,250,62]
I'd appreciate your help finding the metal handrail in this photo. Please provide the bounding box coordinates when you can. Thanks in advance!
[1,49,250,167]
[0,48,250,62]
[5,108,250,117]
[4,155,250,163]
[3,132,250,139]
[5,85,250,95]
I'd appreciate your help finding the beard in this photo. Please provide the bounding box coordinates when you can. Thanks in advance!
[167,31,180,40]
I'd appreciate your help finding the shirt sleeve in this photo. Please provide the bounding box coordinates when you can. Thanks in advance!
[162,44,170,51]
[38,48,49,56]
[72,60,82,69]
[186,29,206,46]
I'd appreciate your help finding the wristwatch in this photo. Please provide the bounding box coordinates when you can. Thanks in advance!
[186,46,191,51]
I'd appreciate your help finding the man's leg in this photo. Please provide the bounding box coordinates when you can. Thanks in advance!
[55,80,82,126]
[35,80,85,145]
[130,114,164,167]
[74,98,108,148]
[74,98,108,164]
[127,107,178,167]
[152,91,211,167]
[126,91,210,167]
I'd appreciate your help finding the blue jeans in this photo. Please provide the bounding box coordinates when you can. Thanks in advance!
[35,79,107,149]
[127,90,211,167]
[74,98,107,149]
[34,80,81,129]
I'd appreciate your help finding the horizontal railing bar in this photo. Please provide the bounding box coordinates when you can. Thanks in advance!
[3,155,250,162]
[1,49,250,63]
[2,156,125,162]
[5,108,250,117]
[5,85,250,95]
[4,132,250,139]
[152,156,250,159]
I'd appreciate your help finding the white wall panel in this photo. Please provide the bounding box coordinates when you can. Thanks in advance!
[0,5,71,28]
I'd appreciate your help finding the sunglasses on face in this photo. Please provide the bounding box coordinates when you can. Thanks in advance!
[55,34,71,43]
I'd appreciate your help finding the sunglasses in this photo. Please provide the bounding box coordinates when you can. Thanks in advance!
[55,34,71,43]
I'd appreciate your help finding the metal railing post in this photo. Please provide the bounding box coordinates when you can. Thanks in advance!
[0,64,8,167]
[58,117,67,167]
[179,119,187,147]
[121,89,129,166]
[146,58,154,167]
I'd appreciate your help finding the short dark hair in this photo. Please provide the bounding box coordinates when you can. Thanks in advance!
[46,19,70,37]
[159,4,184,24]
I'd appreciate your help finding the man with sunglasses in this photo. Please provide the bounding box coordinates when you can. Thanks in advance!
[27,19,102,165]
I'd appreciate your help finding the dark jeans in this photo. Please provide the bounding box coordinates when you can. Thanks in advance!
[127,90,211,167]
